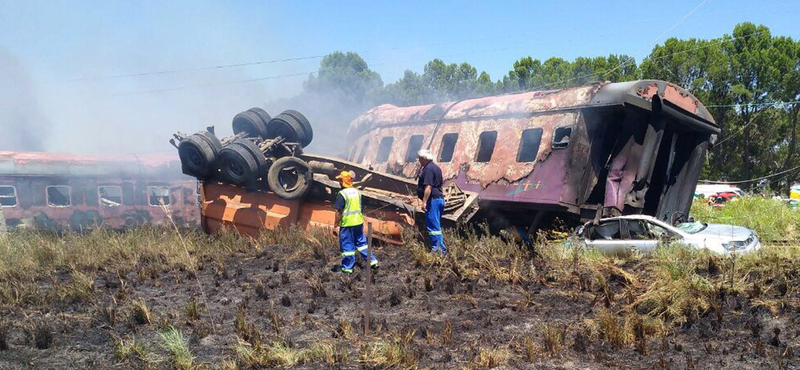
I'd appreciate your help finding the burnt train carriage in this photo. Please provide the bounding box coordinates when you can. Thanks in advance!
[0,151,200,231]
[346,80,719,228]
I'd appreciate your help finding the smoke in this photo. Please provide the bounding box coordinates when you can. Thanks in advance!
[0,47,51,151]
[265,90,370,157]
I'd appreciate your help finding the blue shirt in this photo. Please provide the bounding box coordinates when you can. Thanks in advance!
[333,192,345,211]
[417,161,444,200]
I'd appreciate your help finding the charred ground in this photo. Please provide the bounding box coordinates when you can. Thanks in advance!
[0,219,798,369]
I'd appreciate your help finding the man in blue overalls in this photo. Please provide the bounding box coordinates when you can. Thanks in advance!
[417,150,447,255]
[333,171,378,273]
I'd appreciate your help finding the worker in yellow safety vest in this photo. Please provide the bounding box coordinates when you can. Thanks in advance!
[333,171,378,274]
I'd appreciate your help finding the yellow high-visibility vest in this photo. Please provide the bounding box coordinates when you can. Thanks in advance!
[339,187,364,227]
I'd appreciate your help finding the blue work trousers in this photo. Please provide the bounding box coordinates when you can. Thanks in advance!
[426,197,447,255]
[339,224,378,273]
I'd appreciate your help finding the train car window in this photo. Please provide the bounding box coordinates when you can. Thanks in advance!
[148,186,171,206]
[376,137,393,163]
[475,131,498,163]
[0,186,17,207]
[405,135,425,162]
[552,127,572,149]
[99,186,123,207]
[356,142,369,163]
[517,128,543,162]
[46,185,71,207]
[438,133,458,162]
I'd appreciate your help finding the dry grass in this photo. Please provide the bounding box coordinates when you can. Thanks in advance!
[523,336,537,362]
[113,335,148,363]
[130,299,152,325]
[541,324,566,356]
[184,297,200,322]
[470,346,510,368]
[304,340,349,365]
[235,339,305,368]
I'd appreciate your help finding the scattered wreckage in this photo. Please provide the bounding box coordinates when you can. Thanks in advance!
[173,80,719,242]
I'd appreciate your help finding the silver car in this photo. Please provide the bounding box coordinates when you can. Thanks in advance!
[575,215,760,255]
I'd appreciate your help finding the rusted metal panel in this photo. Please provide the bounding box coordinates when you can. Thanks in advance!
[200,182,411,244]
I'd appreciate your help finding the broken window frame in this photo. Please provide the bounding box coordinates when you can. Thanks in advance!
[516,128,544,162]
[375,137,394,163]
[587,219,621,240]
[0,185,18,207]
[147,186,171,206]
[475,131,498,163]
[46,185,72,207]
[552,126,572,149]
[438,133,459,163]
[405,135,425,162]
[98,185,123,207]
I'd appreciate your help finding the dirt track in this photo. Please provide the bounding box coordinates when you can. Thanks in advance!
[0,238,798,369]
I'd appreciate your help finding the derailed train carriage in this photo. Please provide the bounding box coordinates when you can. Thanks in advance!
[0,151,199,231]
[344,80,719,232]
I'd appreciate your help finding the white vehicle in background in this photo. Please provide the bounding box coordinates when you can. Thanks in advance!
[575,215,760,255]
[694,184,744,198]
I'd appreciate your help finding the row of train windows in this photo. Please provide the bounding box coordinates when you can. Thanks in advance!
[0,185,171,208]
[351,126,572,164]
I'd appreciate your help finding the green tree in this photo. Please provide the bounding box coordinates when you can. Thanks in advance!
[303,51,383,106]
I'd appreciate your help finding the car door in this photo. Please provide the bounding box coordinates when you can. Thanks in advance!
[584,219,628,254]
[621,219,660,253]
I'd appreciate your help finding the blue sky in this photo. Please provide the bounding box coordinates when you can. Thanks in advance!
[0,0,798,153]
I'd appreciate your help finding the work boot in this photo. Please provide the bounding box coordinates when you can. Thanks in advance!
[331,264,342,273]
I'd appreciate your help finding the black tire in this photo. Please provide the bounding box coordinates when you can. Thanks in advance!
[248,107,271,127]
[178,132,222,179]
[232,110,268,139]
[217,139,267,185]
[267,156,312,200]
[282,109,313,147]
[266,113,311,148]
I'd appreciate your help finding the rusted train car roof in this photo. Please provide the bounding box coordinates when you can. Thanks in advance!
[349,80,718,135]
[0,151,186,178]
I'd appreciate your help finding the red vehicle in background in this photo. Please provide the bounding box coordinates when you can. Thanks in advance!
[0,151,200,231]
[707,191,739,207]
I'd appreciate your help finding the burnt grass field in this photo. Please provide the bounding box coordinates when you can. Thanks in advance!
[0,215,799,369]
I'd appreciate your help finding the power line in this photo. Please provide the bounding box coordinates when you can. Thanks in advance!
[699,164,800,184]
[710,101,800,148]
[62,2,794,84]
[64,20,655,84]
[706,100,800,108]
[66,55,327,82]
[110,28,639,96]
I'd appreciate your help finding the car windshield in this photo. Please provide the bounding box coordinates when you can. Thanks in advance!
[677,221,708,234]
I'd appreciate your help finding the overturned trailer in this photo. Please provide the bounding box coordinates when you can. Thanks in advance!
[172,109,478,244]
[345,80,719,231]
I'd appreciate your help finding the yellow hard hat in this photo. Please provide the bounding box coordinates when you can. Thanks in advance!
[335,170,354,187]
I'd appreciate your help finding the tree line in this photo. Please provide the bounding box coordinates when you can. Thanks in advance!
[288,22,800,189]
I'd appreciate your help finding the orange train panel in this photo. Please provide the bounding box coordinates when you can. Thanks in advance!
[200,182,411,244]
